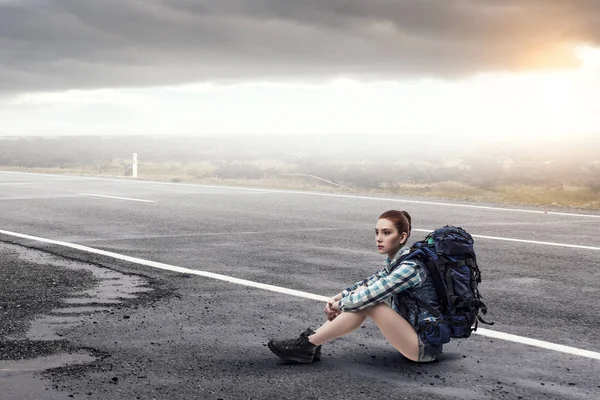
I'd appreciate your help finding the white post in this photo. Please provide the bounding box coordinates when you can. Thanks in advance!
[132,153,138,178]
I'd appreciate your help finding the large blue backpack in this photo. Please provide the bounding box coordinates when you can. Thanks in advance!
[401,226,493,345]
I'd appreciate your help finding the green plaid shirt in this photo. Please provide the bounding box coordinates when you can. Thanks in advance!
[338,246,423,312]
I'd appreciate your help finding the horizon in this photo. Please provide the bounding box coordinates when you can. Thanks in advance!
[0,1,599,142]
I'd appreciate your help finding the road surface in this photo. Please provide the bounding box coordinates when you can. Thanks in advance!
[1,171,599,399]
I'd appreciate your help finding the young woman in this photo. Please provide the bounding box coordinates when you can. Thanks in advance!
[268,210,443,363]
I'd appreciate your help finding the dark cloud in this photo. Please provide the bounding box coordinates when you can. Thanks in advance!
[1,0,599,93]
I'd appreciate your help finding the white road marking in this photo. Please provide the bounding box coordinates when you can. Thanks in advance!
[412,229,600,251]
[0,195,84,202]
[0,182,37,185]
[77,228,341,242]
[114,182,600,219]
[191,227,341,236]
[4,171,595,250]
[1,228,599,361]
[78,193,155,203]
[1,170,598,218]
[472,328,600,360]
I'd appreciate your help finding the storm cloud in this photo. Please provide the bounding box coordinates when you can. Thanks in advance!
[1,0,599,93]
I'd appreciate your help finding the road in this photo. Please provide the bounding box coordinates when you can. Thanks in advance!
[1,171,599,399]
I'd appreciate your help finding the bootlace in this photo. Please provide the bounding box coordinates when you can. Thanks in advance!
[283,331,310,347]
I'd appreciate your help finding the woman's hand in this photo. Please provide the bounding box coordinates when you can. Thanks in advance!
[324,297,341,321]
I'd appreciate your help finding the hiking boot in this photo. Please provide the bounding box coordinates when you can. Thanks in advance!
[268,328,319,364]
[302,327,322,361]
[314,344,322,362]
[306,328,322,361]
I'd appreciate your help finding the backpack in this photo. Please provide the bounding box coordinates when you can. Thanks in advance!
[401,225,493,345]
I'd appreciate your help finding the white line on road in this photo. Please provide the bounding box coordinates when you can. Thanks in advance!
[78,193,155,203]
[119,181,600,219]
[76,228,342,243]
[1,171,598,218]
[412,229,600,251]
[1,228,599,361]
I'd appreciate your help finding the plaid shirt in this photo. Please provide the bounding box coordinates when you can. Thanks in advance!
[338,246,423,312]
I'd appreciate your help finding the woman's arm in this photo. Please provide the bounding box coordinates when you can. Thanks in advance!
[338,260,423,312]
[340,269,386,298]
[324,268,386,320]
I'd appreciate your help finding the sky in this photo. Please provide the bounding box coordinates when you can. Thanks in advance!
[0,0,599,139]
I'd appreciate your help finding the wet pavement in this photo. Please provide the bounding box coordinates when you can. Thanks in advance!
[0,242,166,399]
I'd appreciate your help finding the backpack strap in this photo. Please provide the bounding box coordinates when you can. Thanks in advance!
[422,258,450,315]
[395,249,444,328]
[412,295,442,318]
[400,247,451,314]
[476,300,494,325]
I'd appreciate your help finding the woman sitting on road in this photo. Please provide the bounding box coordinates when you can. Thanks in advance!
[268,210,443,363]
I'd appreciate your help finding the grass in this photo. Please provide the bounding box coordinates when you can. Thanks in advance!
[381,181,600,210]
[2,164,599,211]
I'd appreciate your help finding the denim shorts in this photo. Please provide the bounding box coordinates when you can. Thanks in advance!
[417,332,443,362]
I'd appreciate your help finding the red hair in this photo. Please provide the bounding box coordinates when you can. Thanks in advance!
[378,210,412,244]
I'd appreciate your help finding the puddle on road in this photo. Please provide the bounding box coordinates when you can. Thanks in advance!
[0,351,99,400]
[0,352,97,376]
[4,244,153,384]
[27,316,85,341]
[63,298,122,305]
[0,242,157,399]
[7,245,151,341]
[51,306,110,314]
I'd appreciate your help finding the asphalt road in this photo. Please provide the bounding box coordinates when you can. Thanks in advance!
[1,171,599,400]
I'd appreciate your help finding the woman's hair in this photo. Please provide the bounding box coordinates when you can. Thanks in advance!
[378,210,412,244]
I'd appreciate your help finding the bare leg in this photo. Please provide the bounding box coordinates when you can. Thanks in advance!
[309,302,419,361]
[309,311,367,345]
[363,302,419,361]
[309,285,369,346]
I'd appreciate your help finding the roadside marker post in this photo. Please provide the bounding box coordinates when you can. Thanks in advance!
[132,153,138,178]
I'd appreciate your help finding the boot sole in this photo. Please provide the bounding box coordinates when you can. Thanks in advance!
[267,341,314,364]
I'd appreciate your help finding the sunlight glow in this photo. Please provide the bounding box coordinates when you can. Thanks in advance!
[1,46,599,139]
[575,45,600,69]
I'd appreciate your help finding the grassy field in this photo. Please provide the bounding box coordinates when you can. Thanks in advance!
[1,134,598,210]
[3,163,599,211]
